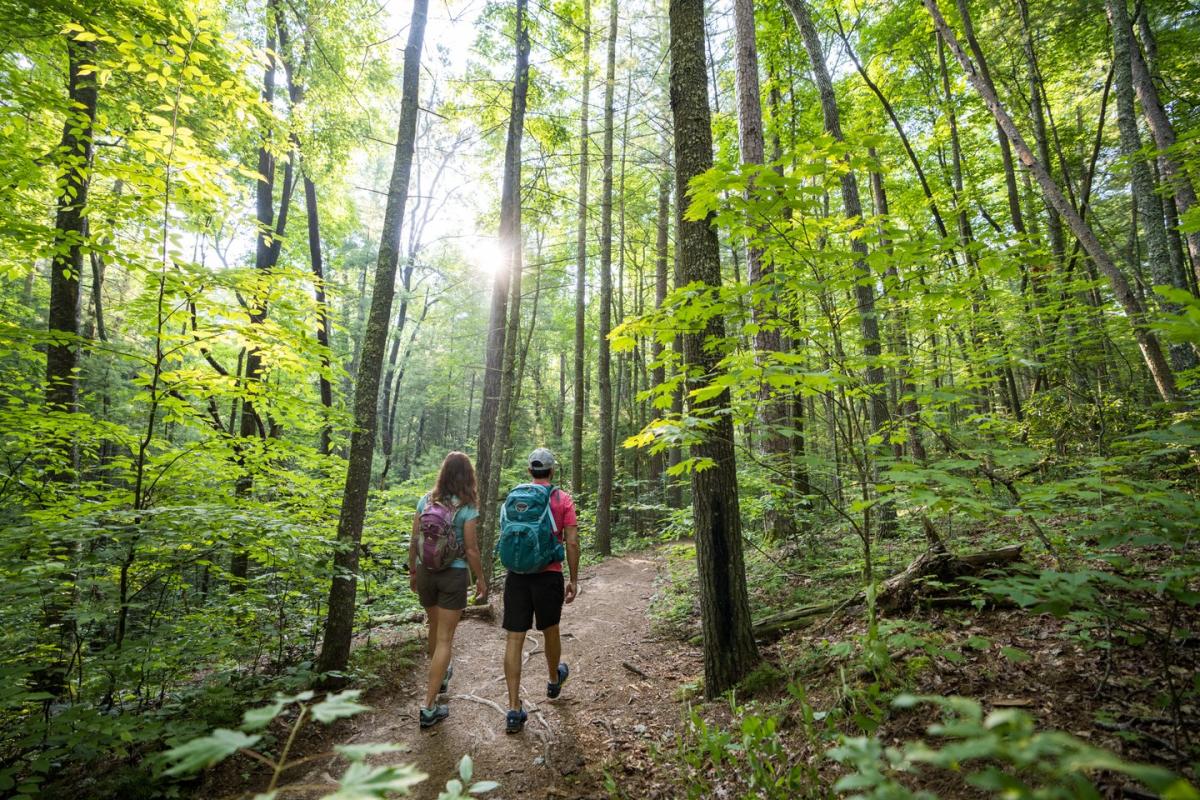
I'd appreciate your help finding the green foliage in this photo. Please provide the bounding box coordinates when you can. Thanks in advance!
[829,695,1200,800]
[159,689,486,799]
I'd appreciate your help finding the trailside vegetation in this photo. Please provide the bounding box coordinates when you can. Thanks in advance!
[0,0,1198,796]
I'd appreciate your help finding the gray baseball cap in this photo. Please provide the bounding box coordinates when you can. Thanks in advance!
[528,448,558,470]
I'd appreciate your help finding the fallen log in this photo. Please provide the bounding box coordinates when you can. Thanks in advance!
[739,543,1025,642]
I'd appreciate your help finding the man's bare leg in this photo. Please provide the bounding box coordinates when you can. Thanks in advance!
[504,631,526,710]
[542,624,561,683]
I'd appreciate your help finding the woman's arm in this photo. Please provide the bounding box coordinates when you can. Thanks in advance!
[462,518,488,602]
[408,512,420,592]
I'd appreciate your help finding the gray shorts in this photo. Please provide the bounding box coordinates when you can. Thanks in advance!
[414,564,468,611]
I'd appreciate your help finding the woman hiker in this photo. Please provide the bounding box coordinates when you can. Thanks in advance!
[408,451,488,728]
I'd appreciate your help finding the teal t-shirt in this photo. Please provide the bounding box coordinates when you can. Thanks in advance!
[415,495,479,570]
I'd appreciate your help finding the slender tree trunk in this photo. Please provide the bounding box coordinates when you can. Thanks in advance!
[316,0,428,679]
[649,145,670,489]
[1132,11,1199,289]
[1106,0,1193,369]
[732,0,791,540]
[786,0,894,535]
[595,0,617,556]
[670,0,758,697]
[1014,0,1066,272]
[476,0,531,574]
[922,0,1176,402]
[304,175,335,455]
[572,0,592,499]
[40,35,98,696]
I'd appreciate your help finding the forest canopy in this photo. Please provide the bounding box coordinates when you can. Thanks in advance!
[1,0,1198,795]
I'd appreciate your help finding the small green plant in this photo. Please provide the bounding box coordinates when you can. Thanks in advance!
[160,690,498,799]
[827,694,1200,799]
[435,755,499,800]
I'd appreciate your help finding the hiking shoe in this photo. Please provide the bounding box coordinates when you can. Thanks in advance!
[547,662,569,699]
[505,708,527,734]
[419,704,449,729]
[439,661,453,694]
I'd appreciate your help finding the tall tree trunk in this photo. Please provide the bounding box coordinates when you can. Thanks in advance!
[922,0,1176,402]
[304,174,334,456]
[648,144,671,489]
[233,2,298,585]
[1132,12,1199,290]
[670,0,758,697]
[40,34,98,696]
[785,0,894,536]
[1106,0,1193,369]
[1014,0,1066,271]
[732,0,791,540]
[572,0,592,499]
[595,0,617,556]
[316,0,428,679]
[476,0,531,575]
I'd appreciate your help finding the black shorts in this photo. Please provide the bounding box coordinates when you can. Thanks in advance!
[502,570,565,632]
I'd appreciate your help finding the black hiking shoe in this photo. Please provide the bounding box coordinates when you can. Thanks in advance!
[439,661,453,694]
[505,708,527,734]
[547,662,569,699]
[420,704,449,729]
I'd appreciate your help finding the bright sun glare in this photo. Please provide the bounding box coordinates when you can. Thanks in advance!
[468,237,508,275]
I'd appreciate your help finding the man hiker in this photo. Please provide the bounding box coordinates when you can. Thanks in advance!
[498,448,580,733]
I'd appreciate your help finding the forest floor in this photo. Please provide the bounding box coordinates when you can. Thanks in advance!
[219,551,701,800]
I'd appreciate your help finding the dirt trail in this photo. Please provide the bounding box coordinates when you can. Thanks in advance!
[300,553,699,799]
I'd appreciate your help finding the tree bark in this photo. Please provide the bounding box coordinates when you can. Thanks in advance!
[648,144,671,488]
[595,0,617,556]
[40,34,98,696]
[785,0,894,535]
[476,0,531,575]
[304,174,334,456]
[669,0,758,697]
[316,0,428,679]
[572,0,592,499]
[921,0,1176,402]
[732,0,791,540]
[1128,11,1200,290]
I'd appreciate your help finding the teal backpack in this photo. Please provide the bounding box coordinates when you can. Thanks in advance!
[497,483,565,573]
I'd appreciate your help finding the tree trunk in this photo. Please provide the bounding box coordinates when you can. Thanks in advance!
[785,0,894,536]
[921,0,1176,402]
[669,0,758,697]
[595,0,617,556]
[476,0,531,575]
[648,144,671,489]
[1107,0,1181,305]
[40,35,98,696]
[316,0,427,679]
[1131,11,1200,290]
[572,0,592,499]
[304,175,334,455]
[732,0,791,541]
[1014,0,1066,271]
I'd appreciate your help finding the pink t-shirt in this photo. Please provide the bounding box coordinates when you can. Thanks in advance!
[532,479,576,573]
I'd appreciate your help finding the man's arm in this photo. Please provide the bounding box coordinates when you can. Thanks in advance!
[564,524,580,603]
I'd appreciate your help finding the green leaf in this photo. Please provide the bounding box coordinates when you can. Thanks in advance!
[458,755,473,783]
[312,690,370,724]
[242,700,286,731]
[468,781,500,795]
[334,743,408,762]
[162,729,262,776]
[324,762,427,799]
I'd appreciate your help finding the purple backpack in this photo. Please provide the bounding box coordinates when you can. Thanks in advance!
[418,495,462,572]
